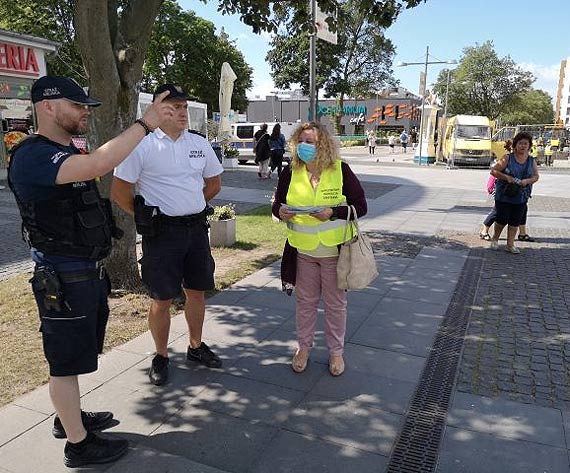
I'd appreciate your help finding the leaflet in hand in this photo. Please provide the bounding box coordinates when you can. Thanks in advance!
[282,204,326,214]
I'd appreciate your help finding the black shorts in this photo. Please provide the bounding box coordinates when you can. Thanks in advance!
[32,272,110,377]
[141,221,215,300]
[495,201,527,227]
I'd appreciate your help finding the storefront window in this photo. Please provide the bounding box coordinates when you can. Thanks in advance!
[0,76,34,165]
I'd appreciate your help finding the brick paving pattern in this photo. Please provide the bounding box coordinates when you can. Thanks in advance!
[457,214,570,409]
[0,187,32,281]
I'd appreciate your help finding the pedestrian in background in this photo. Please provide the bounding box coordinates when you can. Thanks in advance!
[8,75,173,468]
[269,123,286,177]
[388,134,396,153]
[366,129,377,156]
[489,132,539,254]
[410,126,418,150]
[112,84,224,387]
[400,129,408,153]
[272,121,368,377]
[254,123,271,179]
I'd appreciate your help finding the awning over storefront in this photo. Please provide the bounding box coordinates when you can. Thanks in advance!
[0,29,59,169]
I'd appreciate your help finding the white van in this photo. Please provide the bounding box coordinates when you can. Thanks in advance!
[137,92,208,137]
[230,122,297,164]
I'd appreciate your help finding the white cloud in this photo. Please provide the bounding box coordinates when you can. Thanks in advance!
[519,62,561,99]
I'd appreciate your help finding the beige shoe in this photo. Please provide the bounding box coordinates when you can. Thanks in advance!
[291,349,309,373]
[329,355,345,377]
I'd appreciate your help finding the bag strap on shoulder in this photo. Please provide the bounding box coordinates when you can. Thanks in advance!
[341,205,359,242]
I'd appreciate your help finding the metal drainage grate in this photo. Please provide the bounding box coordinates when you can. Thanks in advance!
[385,248,484,473]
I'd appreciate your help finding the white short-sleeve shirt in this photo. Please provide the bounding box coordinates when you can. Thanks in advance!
[114,129,223,216]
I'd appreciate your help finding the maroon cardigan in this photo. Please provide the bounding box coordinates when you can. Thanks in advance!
[271,162,368,293]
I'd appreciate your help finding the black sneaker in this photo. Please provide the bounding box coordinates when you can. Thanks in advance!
[149,354,169,385]
[53,410,114,439]
[64,432,129,468]
[187,342,222,368]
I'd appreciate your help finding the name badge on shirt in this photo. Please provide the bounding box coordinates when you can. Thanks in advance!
[188,150,206,159]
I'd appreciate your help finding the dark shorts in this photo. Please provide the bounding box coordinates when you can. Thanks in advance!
[32,271,110,377]
[141,221,215,300]
[495,201,527,226]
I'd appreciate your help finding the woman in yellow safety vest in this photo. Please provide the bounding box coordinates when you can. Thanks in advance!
[272,122,368,377]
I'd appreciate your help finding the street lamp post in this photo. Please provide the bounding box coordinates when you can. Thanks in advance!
[444,68,452,117]
[309,0,317,121]
[398,47,456,165]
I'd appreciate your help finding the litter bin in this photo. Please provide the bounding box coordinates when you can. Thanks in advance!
[210,142,223,164]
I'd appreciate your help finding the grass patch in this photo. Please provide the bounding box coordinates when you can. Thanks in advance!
[0,204,286,407]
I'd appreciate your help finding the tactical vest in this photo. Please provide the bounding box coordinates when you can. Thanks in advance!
[286,160,348,251]
[8,135,115,260]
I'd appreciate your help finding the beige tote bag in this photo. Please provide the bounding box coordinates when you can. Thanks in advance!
[336,205,378,290]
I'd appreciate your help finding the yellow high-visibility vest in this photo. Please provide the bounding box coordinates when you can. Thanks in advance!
[286,160,348,250]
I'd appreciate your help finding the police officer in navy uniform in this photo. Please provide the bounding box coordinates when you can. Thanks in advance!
[111,84,223,386]
[8,76,173,468]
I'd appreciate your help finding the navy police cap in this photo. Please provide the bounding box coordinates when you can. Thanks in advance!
[153,84,188,101]
[31,75,102,107]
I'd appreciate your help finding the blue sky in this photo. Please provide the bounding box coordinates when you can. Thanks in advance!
[181,0,568,102]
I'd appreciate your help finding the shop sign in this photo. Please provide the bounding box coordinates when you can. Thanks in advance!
[317,104,367,117]
[0,42,40,77]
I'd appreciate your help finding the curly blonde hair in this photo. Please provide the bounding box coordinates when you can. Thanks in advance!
[288,122,340,174]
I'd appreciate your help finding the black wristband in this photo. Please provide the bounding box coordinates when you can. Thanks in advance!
[135,119,152,135]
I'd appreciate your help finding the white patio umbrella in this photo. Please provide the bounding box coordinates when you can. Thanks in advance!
[218,62,237,143]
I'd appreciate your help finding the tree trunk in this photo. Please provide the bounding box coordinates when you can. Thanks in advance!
[74,0,163,289]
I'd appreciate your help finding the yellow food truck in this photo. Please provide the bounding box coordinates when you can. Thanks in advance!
[441,115,492,167]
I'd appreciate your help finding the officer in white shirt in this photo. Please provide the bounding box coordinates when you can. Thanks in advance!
[111,84,223,385]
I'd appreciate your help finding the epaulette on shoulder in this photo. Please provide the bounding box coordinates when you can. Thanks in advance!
[188,129,206,138]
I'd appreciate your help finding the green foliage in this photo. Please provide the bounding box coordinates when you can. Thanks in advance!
[265,0,417,132]
[209,0,426,34]
[222,144,240,159]
[0,0,252,113]
[340,139,366,147]
[433,41,534,120]
[142,1,253,114]
[0,0,84,83]
[266,0,398,99]
[209,203,236,221]
[500,89,555,125]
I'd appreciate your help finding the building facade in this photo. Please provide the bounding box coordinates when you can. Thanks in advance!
[246,87,421,135]
[555,58,570,126]
[0,29,58,168]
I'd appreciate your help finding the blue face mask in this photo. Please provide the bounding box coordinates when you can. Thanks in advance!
[297,142,316,163]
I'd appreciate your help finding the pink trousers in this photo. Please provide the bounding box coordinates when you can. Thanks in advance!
[295,253,347,356]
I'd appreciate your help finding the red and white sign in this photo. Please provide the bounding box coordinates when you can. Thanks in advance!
[0,43,40,77]
[0,31,57,79]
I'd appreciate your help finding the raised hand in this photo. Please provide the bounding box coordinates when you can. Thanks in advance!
[142,90,175,130]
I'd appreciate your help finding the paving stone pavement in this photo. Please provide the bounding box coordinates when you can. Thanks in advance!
[457,225,570,410]
[0,186,32,281]
[3,162,570,472]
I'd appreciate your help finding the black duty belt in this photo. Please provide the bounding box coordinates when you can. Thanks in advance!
[58,266,106,283]
[160,210,206,226]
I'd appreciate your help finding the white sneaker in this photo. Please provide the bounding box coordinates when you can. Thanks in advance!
[505,245,520,254]
[489,240,499,250]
